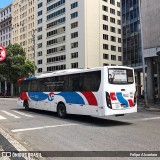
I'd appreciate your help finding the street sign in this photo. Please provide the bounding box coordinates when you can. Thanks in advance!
[0,45,7,62]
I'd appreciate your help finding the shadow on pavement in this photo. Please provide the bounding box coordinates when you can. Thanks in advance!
[14,108,132,127]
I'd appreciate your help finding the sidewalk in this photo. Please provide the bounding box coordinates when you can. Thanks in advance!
[137,98,160,112]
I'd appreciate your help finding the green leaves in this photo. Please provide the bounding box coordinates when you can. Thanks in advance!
[0,44,34,83]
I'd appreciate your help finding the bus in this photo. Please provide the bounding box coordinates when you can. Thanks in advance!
[17,66,137,118]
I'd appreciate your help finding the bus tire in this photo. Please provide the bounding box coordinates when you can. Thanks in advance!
[57,103,67,118]
[24,100,29,111]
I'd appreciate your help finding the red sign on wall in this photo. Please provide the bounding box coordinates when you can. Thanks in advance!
[0,45,7,62]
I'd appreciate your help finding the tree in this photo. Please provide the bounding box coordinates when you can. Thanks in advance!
[0,43,34,95]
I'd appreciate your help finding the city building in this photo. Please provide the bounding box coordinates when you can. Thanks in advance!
[12,0,36,62]
[0,3,12,96]
[35,0,122,75]
[141,0,160,102]
[121,0,143,97]
[0,3,12,47]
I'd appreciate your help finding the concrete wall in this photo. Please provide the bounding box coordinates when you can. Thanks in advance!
[141,0,160,49]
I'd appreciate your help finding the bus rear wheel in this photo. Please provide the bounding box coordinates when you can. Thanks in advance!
[24,101,29,111]
[57,103,67,118]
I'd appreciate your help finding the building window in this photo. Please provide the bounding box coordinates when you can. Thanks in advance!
[103,34,108,40]
[71,42,78,48]
[110,17,115,23]
[38,68,42,73]
[117,11,120,16]
[110,8,115,14]
[111,55,116,60]
[71,12,78,19]
[117,2,120,7]
[118,47,121,52]
[37,18,42,24]
[103,24,108,30]
[103,53,109,59]
[71,32,78,39]
[71,62,78,68]
[71,52,78,58]
[37,35,42,40]
[71,22,78,29]
[118,29,121,34]
[103,15,108,21]
[37,51,42,56]
[103,44,108,50]
[37,43,42,48]
[117,20,121,25]
[118,56,122,61]
[102,5,108,12]
[103,63,109,66]
[38,59,42,64]
[71,2,78,9]
[38,10,42,16]
[111,45,116,51]
[37,27,42,32]
[110,0,115,5]
[118,38,121,43]
[38,2,42,8]
[47,8,65,20]
[110,26,116,33]
[111,36,116,42]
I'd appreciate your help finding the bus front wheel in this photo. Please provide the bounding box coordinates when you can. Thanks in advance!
[57,103,67,118]
[24,101,29,111]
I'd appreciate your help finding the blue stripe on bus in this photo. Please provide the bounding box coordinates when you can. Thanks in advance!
[57,92,85,105]
[116,92,128,108]
[28,92,48,101]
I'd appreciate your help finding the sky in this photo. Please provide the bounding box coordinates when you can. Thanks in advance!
[0,0,13,8]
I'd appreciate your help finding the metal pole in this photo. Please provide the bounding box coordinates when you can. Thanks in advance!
[138,0,149,107]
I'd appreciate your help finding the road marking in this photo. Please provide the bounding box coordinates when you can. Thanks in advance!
[138,117,160,121]
[1,110,20,119]
[12,123,79,133]
[0,115,7,120]
[12,110,34,118]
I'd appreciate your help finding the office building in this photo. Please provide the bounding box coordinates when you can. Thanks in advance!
[35,0,122,75]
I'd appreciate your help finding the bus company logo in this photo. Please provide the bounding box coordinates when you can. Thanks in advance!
[0,45,7,62]
[48,92,54,101]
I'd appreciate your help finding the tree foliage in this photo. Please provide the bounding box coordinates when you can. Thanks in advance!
[0,43,34,83]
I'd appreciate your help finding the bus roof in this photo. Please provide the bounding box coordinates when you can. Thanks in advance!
[18,66,134,81]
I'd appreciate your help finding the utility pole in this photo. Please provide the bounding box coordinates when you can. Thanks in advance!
[138,0,149,108]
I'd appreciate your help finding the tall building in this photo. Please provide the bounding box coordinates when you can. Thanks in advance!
[35,0,122,75]
[0,3,12,96]
[122,0,142,68]
[12,0,36,62]
[0,3,12,47]
[140,0,160,102]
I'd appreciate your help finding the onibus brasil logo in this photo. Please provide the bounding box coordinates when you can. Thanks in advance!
[0,45,7,62]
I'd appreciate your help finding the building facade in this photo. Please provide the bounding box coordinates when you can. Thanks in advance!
[35,0,122,75]
[0,4,12,47]
[141,0,160,102]
[122,0,142,68]
[0,4,12,96]
[12,0,36,62]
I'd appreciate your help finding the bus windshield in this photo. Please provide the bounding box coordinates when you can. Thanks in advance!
[108,68,134,84]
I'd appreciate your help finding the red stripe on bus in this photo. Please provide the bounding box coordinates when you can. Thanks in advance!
[20,92,29,101]
[128,99,134,107]
[81,92,98,106]
[110,92,117,100]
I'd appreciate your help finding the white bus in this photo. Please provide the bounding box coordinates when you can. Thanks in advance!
[17,66,137,118]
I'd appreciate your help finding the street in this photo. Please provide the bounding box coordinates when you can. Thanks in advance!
[0,98,160,160]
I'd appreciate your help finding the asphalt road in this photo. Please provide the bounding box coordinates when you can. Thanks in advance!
[0,98,160,160]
